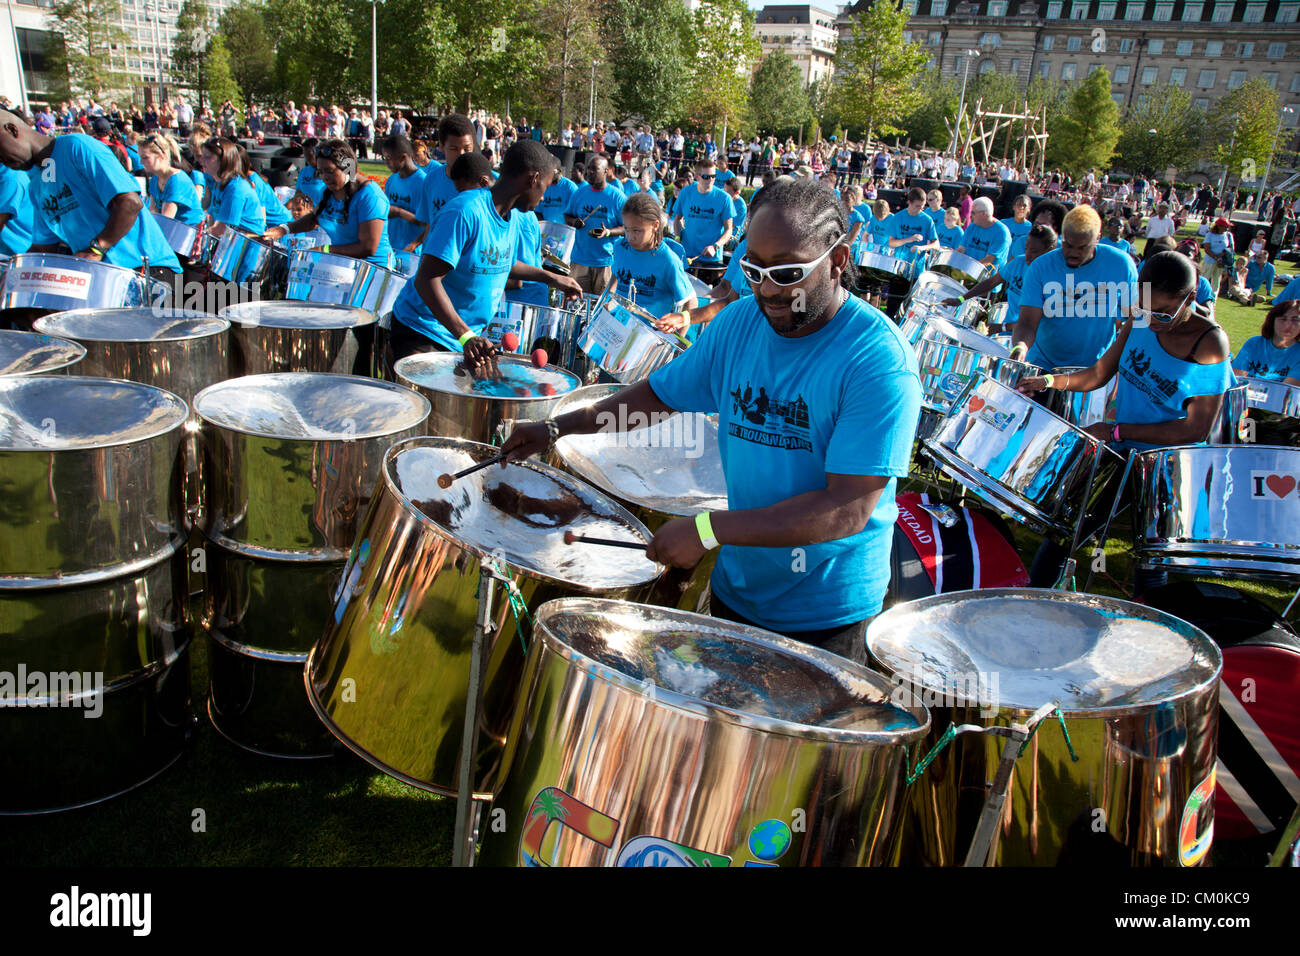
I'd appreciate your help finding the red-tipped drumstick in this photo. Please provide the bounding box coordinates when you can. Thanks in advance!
[437,453,507,489]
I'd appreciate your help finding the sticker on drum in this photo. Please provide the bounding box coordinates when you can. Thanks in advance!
[937,370,972,401]
[8,266,93,302]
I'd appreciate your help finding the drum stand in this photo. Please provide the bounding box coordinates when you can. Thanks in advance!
[451,568,496,868]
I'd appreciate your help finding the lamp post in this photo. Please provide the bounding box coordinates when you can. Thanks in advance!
[146,0,165,108]
[954,49,977,159]
[1256,105,1297,222]
[1218,113,1239,197]
[369,0,385,124]
[4,0,30,116]
[589,60,599,127]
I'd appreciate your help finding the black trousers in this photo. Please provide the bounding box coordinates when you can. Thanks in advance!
[709,592,873,666]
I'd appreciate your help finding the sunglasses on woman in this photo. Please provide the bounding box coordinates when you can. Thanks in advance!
[739,238,845,287]
[1133,288,1194,327]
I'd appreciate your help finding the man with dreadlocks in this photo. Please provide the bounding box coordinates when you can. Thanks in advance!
[502,176,922,663]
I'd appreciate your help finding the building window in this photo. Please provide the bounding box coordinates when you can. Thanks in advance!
[1227,70,1247,89]
[1135,93,1148,108]
[988,0,1008,13]
[1043,35,1055,50]
[1237,42,1254,57]
[1211,1,1232,21]
[1125,1,1145,18]
[1268,43,1286,59]
[1194,97,1210,110]
[1141,66,1158,85]
[1147,38,1163,54]
[1113,93,1126,107]
[1281,4,1300,22]
[1205,40,1223,57]
[1010,57,1021,74]
[1098,1,1117,15]
[1154,1,1173,18]
[1168,67,1186,86]
[1182,1,1203,19]
[1263,72,1279,89]
[903,31,913,42]
[1071,0,1087,17]
[979,58,996,74]
[1115,64,1131,83]
[979,33,1003,47]
[1118,37,1134,52]
[1176,39,1192,56]
[929,31,943,45]
[1040,60,1052,77]
[1062,62,1077,80]
[1047,0,1064,15]
[1243,2,1266,21]
[1067,36,1081,51]
[1197,69,1217,88]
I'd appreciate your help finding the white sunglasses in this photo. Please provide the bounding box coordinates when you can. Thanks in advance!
[739,238,845,287]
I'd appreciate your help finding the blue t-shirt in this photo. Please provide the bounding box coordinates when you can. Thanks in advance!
[124,142,144,175]
[721,236,752,298]
[936,222,964,249]
[647,294,922,629]
[924,207,945,224]
[1115,323,1235,451]
[251,170,292,227]
[999,254,1030,317]
[509,210,550,307]
[1001,217,1032,258]
[415,161,457,231]
[961,219,1012,267]
[564,183,625,268]
[316,180,393,267]
[190,169,208,206]
[611,238,694,319]
[1099,235,1134,257]
[1275,275,1300,304]
[1020,245,1138,371]
[888,209,937,263]
[384,165,429,251]
[1246,260,1276,293]
[1195,274,1216,304]
[210,175,267,234]
[29,134,180,271]
[730,194,747,234]
[674,184,733,262]
[391,187,520,348]
[296,164,327,206]
[865,214,893,251]
[147,171,203,226]
[0,166,35,255]
[1233,335,1300,381]
[538,176,578,225]
[715,169,736,187]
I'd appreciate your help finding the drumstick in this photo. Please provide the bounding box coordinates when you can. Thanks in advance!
[562,530,646,550]
[438,454,507,489]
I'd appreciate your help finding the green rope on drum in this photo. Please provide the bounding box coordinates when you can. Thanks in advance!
[480,558,533,653]
[904,724,958,785]
[1016,707,1080,762]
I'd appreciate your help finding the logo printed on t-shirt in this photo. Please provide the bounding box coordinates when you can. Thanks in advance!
[727,382,813,452]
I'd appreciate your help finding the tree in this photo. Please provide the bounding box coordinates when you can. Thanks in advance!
[1115,86,1206,176]
[1208,79,1282,191]
[681,0,760,139]
[1048,68,1120,176]
[263,0,360,104]
[897,70,958,148]
[219,2,275,111]
[831,0,930,143]
[599,0,692,130]
[48,0,132,100]
[536,0,604,137]
[440,0,545,113]
[372,0,461,112]
[205,34,244,119]
[748,50,810,137]
[172,0,213,103]
[807,75,840,141]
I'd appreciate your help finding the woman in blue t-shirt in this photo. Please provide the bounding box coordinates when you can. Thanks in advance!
[264,138,392,267]
[1232,298,1300,384]
[139,132,204,226]
[1019,251,1233,593]
[234,144,293,228]
[611,192,697,333]
[200,136,266,236]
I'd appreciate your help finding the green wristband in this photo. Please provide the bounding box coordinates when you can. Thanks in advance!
[695,512,719,550]
[457,330,476,347]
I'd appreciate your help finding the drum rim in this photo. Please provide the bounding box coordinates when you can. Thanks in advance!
[193,372,431,440]
[5,251,167,285]
[0,328,88,374]
[0,374,190,450]
[533,597,933,745]
[380,435,663,590]
[220,300,377,329]
[34,308,229,343]
[867,587,1223,718]
[394,350,581,400]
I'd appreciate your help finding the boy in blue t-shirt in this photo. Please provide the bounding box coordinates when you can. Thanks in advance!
[381,134,429,253]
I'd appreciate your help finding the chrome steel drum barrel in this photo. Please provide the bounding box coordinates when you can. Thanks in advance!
[479,599,930,867]
[1132,444,1300,580]
[1240,376,1300,445]
[221,300,376,375]
[286,249,407,316]
[856,249,917,286]
[395,352,579,445]
[306,436,663,796]
[868,589,1221,866]
[539,222,577,273]
[150,212,206,262]
[194,373,430,757]
[484,301,582,372]
[1039,365,1117,429]
[578,289,683,383]
[925,249,990,290]
[206,229,275,286]
[0,252,172,314]
[913,317,1037,416]
[922,374,1123,536]
[0,376,192,813]
[0,329,86,376]
[550,383,726,612]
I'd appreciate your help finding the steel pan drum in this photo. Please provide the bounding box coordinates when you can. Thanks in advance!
[221,300,376,375]
[1132,444,1300,580]
[0,376,192,813]
[913,316,1038,415]
[1240,376,1300,445]
[578,289,683,383]
[479,599,930,866]
[484,302,583,371]
[286,249,407,316]
[195,373,430,756]
[0,329,86,376]
[395,352,579,445]
[305,436,663,796]
[207,229,275,285]
[922,374,1123,536]
[924,250,989,290]
[868,589,1221,866]
[856,250,917,286]
[550,383,726,612]
[151,211,206,261]
[391,250,420,277]
[0,253,172,313]
[539,222,577,273]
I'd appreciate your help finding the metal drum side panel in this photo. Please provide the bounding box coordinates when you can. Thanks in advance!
[1133,445,1300,579]
[0,253,171,312]
[229,325,362,376]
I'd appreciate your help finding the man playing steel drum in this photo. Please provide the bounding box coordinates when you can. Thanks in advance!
[502,176,922,664]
